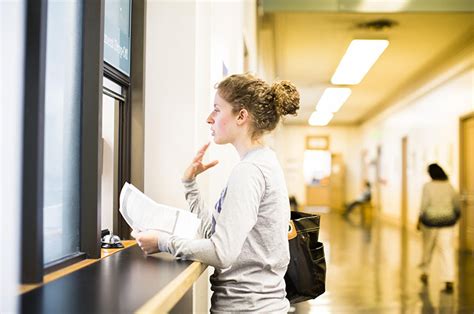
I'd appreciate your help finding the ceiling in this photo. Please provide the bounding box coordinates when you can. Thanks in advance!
[258,10,474,125]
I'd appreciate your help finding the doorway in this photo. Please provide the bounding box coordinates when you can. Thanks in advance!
[459,113,474,252]
[304,150,332,207]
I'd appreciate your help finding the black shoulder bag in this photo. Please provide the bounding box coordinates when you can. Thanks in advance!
[285,211,326,304]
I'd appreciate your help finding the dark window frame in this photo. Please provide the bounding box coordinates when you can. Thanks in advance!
[21,0,48,284]
[79,0,105,261]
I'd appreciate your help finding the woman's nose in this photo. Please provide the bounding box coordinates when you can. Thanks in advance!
[207,114,214,124]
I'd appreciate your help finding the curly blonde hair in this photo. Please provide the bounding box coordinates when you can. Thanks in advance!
[217,73,300,139]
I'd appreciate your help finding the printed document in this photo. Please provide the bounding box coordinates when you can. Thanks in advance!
[119,182,201,239]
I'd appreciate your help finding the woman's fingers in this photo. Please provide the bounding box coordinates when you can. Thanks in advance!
[184,143,215,180]
[198,142,210,154]
[203,160,219,171]
[192,142,212,163]
[193,142,210,162]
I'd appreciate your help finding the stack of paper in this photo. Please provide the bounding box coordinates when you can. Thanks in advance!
[119,182,201,239]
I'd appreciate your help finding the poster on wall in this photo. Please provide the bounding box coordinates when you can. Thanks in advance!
[104,0,131,76]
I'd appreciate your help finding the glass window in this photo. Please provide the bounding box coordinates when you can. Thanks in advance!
[101,78,123,234]
[43,1,83,265]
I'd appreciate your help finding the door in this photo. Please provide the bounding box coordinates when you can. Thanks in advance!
[460,113,474,252]
[330,153,346,212]
[401,137,408,228]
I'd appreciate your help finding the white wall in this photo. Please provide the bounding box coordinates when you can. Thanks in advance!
[1,1,24,312]
[144,0,257,311]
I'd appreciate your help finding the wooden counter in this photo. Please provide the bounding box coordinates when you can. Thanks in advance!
[20,245,207,313]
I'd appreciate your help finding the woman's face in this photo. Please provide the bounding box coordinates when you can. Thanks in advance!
[207,92,239,144]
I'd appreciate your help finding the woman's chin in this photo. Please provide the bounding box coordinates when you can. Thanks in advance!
[213,137,226,145]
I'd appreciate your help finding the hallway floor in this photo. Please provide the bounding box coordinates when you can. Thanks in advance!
[293,209,474,314]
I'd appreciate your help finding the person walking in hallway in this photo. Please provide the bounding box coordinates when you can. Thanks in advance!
[418,163,460,293]
[133,73,300,312]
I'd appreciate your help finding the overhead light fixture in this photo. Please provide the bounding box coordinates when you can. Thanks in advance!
[331,39,389,85]
[316,87,352,112]
[308,111,333,126]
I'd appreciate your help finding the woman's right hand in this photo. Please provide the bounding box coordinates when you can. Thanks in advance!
[182,142,219,181]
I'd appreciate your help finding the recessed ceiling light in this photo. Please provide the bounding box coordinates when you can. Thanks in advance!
[331,39,389,85]
[316,87,352,112]
[308,111,334,126]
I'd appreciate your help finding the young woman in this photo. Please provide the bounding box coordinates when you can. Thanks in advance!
[418,163,460,293]
[133,73,299,312]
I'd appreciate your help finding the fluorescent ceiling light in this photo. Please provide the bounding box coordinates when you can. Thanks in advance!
[357,0,408,12]
[316,87,352,112]
[308,111,333,126]
[331,39,389,85]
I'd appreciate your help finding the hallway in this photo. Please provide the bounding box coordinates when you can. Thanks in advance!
[294,210,474,313]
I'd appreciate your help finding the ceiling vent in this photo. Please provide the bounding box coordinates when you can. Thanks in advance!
[356,19,398,31]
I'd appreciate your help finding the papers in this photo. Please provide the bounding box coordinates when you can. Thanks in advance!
[119,182,201,239]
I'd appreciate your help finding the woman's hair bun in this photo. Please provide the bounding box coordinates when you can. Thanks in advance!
[271,80,300,117]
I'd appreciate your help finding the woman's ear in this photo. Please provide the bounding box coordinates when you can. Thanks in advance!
[236,109,249,125]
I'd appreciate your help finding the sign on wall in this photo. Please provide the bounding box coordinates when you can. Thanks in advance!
[306,136,330,150]
[104,0,131,76]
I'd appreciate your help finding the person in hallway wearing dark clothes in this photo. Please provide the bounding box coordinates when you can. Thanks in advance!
[343,181,371,217]
[417,163,460,293]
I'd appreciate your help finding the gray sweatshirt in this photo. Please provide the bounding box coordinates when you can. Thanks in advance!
[158,147,290,312]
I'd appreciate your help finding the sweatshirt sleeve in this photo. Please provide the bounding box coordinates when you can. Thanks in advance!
[160,162,265,269]
[182,179,213,239]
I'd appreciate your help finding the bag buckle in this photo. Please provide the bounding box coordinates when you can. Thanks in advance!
[288,220,297,240]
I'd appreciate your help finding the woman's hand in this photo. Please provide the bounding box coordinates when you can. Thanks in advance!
[131,230,160,255]
[182,142,219,181]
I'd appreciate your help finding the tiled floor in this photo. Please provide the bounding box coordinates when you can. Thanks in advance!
[292,209,474,314]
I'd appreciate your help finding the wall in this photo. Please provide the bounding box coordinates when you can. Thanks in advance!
[144,0,257,311]
[0,1,24,312]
